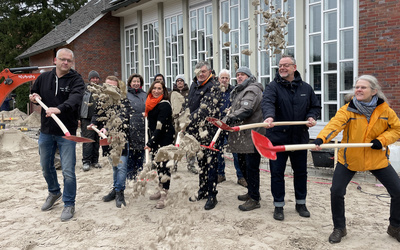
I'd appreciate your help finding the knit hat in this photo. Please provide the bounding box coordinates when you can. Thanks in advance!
[88,70,100,81]
[236,67,252,77]
[175,74,185,83]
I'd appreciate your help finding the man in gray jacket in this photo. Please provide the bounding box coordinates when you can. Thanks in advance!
[223,67,265,211]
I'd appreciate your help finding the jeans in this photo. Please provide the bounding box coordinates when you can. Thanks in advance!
[331,163,400,229]
[81,119,100,164]
[233,153,245,179]
[237,150,261,201]
[127,149,144,180]
[198,150,218,197]
[112,153,128,192]
[269,150,308,207]
[39,132,76,207]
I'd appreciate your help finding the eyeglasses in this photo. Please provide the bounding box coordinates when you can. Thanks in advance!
[176,79,184,82]
[57,57,73,63]
[278,63,294,68]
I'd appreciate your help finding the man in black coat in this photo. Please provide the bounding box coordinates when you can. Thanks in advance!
[187,61,221,210]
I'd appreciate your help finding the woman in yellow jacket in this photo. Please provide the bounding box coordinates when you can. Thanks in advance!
[314,75,400,244]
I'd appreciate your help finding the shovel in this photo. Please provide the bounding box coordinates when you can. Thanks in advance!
[251,130,376,160]
[89,125,110,146]
[35,97,94,143]
[206,117,309,132]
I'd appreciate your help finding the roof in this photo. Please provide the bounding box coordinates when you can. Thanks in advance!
[16,0,113,60]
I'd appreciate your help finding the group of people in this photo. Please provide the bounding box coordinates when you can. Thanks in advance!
[29,48,400,244]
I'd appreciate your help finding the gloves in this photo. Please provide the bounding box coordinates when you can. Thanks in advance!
[371,139,382,150]
[314,138,323,146]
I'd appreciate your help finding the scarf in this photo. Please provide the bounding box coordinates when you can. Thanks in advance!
[353,95,378,122]
[145,93,163,116]
[197,74,213,87]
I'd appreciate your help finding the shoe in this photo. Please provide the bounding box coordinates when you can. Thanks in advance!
[217,175,226,183]
[156,189,168,209]
[189,191,207,202]
[60,206,75,222]
[102,188,116,202]
[387,225,400,242]
[92,163,102,168]
[150,190,161,200]
[329,228,347,243]
[83,163,90,171]
[237,178,247,187]
[273,207,284,221]
[204,196,218,210]
[41,192,62,211]
[187,165,198,174]
[239,198,261,211]
[115,190,126,208]
[238,193,250,201]
[296,204,310,217]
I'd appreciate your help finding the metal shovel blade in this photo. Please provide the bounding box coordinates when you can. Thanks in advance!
[251,131,277,160]
[62,135,94,143]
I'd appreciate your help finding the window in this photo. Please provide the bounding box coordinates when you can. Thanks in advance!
[124,27,139,81]
[307,0,356,122]
[189,4,213,80]
[143,21,160,89]
[164,14,184,89]
[258,0,295,87]
[220,0,250,85]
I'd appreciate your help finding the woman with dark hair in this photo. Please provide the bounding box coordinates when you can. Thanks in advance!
[144,80,175,209]
[126,73,146,180]
[314,75,400,243]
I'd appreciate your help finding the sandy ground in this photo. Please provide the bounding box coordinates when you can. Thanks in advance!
[1,110,400,249]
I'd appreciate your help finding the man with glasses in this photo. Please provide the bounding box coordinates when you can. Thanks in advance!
[29,48,85,222]
[261,55,321,221]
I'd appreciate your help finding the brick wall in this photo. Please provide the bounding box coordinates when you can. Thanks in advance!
[359,0,400,114]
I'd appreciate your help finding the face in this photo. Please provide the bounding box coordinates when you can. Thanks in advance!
[236,72,249,85]
[130,77,141,89]
[105,79,118,87]
[278,57,296,80]
[176,78,185,90]
[152,83,164,98]
[54,50,73,74]
[155,76,164,82]
[219,73,230,88]
[196,65,211,82]
[90,77,100,84]
[354,79,377,102]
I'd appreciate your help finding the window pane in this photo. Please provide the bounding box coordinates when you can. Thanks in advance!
[222,49,229,70]
[206,14,212,35]
[240,0,248,19]
[240,20,249,44]
[198,9,204,30]
[324,11,337,41]
[178,36,183,54]
[172,23,177,42]
[191,40,197,59]
[178,15,183,34]
[309,4,321,33]
[324,74,337,101]
[207,37,213,57]
[340,29,353,59]
[260,51,270,76]
[191,18,197,38]
[340,0,353,28]
[221,1,229,23]
[165,19,171,37]
[172,44,177,62]
[286,0,295,18]
[231,6,239,30]
[324,0,336,10]
[287,20,294,46]
[340,61,353,91]
[310,34,321,62]
[241,46,249,67]
[325,104,337,120]
[198,30,205,51]
[231,31,239,53]
[324,42,337,70]
[166,38,171,56]
[310,64,322,91]
[231,55,239,75]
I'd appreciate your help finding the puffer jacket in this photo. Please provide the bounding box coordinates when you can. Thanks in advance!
[226,76,265,154]
[262,71,321,145]
[316,98,400,171]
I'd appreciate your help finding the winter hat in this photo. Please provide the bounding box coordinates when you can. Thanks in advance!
[236,67,252,77]
[175,74,185,83]
[88,70,100,81]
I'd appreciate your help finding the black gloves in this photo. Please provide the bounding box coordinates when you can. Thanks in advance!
[314,138,323,146]
[371,139,382,150]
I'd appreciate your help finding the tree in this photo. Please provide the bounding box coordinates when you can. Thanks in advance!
[0,0,88,112]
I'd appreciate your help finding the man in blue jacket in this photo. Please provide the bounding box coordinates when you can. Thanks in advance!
[262,55,321,221]
[29,48,84,222]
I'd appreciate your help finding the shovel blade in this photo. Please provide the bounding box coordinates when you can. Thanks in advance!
[63,135,94,143]
[206,117,234,132]
[200,144,219,151]
[99,138,110,146]
[251,131,277,160]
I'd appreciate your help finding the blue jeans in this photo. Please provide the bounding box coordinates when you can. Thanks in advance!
[127,149,144,180]
[39,133,76,207]
[233,153,244,179]
[237,150,261,201]
[112,145,129,192]
[331,163,400,229]
[269,150,308,207]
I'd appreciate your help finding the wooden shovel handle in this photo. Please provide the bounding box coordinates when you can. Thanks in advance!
[235,121,309,131]
[35,97,71,136]
[284,143,373,151]
[90,126,107,139]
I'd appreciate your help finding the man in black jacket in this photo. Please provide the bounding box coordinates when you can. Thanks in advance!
[262,55,321,221]
[187,61,221,210]
[29,48,84,222]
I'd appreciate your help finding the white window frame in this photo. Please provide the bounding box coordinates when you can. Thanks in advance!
[143,21,160,89]
[124,26,139,82]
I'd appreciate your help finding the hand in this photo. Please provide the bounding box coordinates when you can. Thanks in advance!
[29,93,40,103]
[370,139,382,150]
[307,117,317,127]
[144,146,151,151]
[100,128,108,135]
[45,107,61,117]
[313,138,323,151]
[87,124,95,130]
[263,117,274,128]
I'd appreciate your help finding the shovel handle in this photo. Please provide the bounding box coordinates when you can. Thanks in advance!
[35,98,71,136]
[90,126,107,139]
[283,143,374,152]
[233,121,309,131]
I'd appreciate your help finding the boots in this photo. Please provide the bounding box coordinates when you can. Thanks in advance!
[102,188,116,202]
[115,190,126,208]
[156,189,168,209]
[149,185,162,200]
